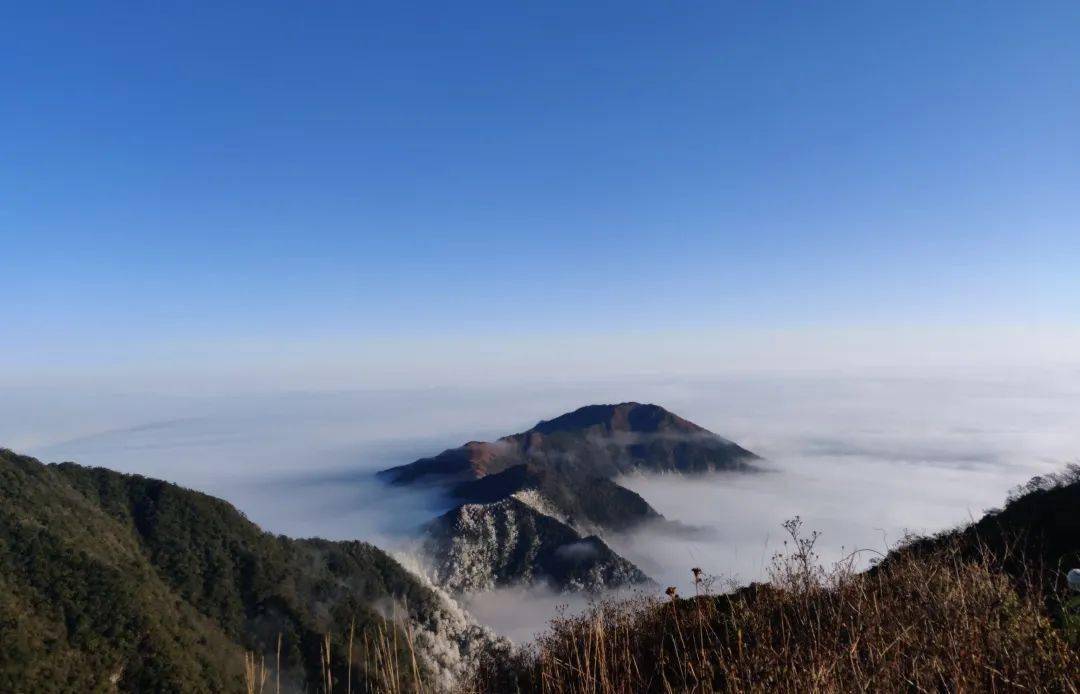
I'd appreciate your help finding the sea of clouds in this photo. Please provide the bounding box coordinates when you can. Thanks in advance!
[3,367,1079,642]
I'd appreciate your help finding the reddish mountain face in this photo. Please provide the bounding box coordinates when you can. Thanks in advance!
[376,440,514,485]
[378,402,759,486]
[529,402,707,436]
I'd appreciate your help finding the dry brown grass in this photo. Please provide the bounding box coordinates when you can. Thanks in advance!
[465,518,1080,693]
[243,651,269,694]
[318,616,424,694]
[243,610,427,694]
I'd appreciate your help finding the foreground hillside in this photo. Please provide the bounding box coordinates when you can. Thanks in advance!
[0,449,493,693]
[896,464,1080,598]
[467,468,1080,693]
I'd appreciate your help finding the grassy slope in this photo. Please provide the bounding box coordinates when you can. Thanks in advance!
[0,449,445,693]
[897,465,1080,599]
[468,471,1080,693]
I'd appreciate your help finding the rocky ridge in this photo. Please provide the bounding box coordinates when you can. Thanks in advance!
[380,403,760,593]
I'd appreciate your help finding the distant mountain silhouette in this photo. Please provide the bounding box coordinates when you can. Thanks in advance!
[380,403,760,592]
[379,402,759,485]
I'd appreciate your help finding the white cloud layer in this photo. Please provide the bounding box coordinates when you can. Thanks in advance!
[3,366,1078,639]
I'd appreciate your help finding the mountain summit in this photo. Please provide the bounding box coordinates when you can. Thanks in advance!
[379,402,758,486]
[379,403,760,593]
[530,402,707,436]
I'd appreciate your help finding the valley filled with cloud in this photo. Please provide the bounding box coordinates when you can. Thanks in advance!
[6,367,1077,640]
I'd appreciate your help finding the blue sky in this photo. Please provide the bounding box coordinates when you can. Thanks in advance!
[3,2,1079,391]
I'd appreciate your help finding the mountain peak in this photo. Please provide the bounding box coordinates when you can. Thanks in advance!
[528,402,706,436]
[379,402,756,487]
[377,403,759,593]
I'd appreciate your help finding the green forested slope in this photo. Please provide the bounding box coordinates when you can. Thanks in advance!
[0,449,467,693]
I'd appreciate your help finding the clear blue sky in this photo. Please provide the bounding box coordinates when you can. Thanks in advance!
[3,2,1079,390]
